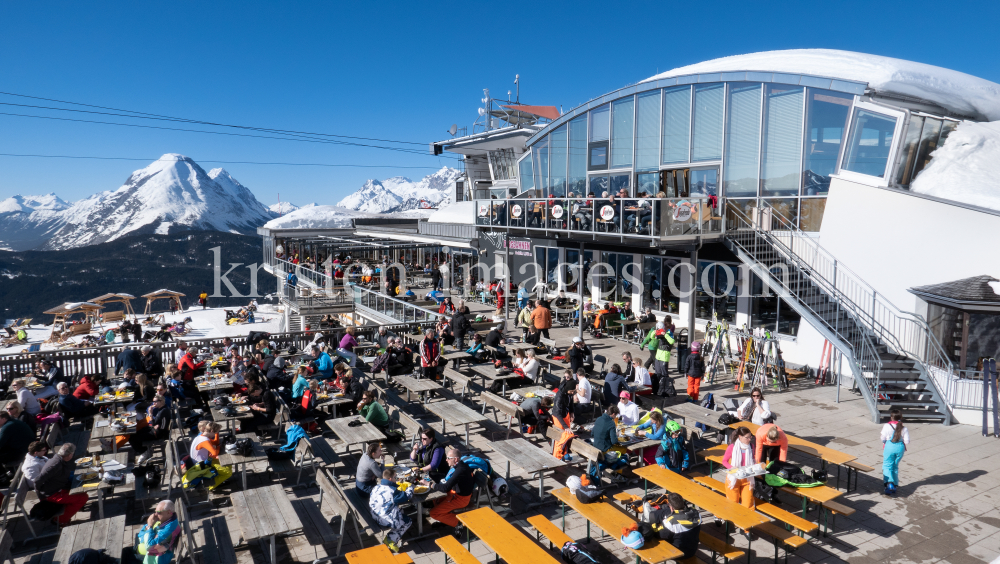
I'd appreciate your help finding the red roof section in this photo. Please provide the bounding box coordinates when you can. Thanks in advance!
[501,104,560,120]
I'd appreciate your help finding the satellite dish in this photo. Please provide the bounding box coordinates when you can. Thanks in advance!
[478,108,485,116]
[448,124,458,136]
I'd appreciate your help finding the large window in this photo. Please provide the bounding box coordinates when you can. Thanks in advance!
[691,84,724,161]
[842,108,898,179]
[761,85,804,196]
[750,274,801,336]
[589,104,610,171]
[895,116,958,187]
[690,168,718,197]
[568,115,588,196]
[549,125,567,198]
[696,261,736,322]
[641,256,681,314]
[803,89,853,195]
[636,172,658,196]
[723,83,761,197]
[662,86,691,164]
[635,91,660,170]
[611,97,634,169]
[532,136,549,194]
[534,246,561,293]
[518,153,533,192]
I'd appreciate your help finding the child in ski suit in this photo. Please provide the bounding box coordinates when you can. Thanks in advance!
[655,420,690,472]
[368,467,414,553]
[639,322,675,396]
[684,341,705,402]
[880,409,909,495]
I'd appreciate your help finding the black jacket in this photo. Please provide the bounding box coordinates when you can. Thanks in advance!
[484,330,504,349]
[660,506,702,559]
[0,419,33,462]
[432,461,475,497]
[451,312,470,338]
[115,349,144,375]
[567,345,592,373]
[35,456,76,497]
[603,371,627,405]
[141,352,164,378]
[685,353,705,379]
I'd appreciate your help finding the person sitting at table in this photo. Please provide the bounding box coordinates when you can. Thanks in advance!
[656,420,690,473]
[736,387,773,426]
[124,500,181,564]
[337,327,359,368]
[34,359,70,400]
[374,326,397,350]
[422,446,474,536]
[370,466,414,554]
[291,366,309,401]
[339,367,367,415]
[140,345,164,380]
[484,324,506,356]
[463,333,486,363]
[356,441,385,498]
[523,324,542,348]
[722,426,757,509]
[72,374,100,401]
[6,400,37,435]
[56,382,99,420]
[658,493,701,559]
[135,373,157,404]
[551,378,577,431]
[590,405,630,483]
[602,367,628,408]
[617,391,640,426]
[358,390,390,432]
[437,318,455,348]
[309,344,334,380]
[567,337,592,373]
[154,383,174,410]
[190,422,223,463]
[386,338,414,376]
[0,410,33,466]
[754,423,789,468]
[10,379,41,418]
[130,394,171,465]
[21,441,50,488]
[244,374,276,432]
[35,443,89,525]
[438,297,456,315]
[410,427,447,481]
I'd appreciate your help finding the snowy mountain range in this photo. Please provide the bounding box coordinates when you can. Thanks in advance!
[0,154,273,251]
[336,167,462,213]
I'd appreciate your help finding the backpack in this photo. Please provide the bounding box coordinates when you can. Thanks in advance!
[460,455,492,476]
[699,393,715,410]
[371,352,390,374]
[718,413,740,426]
[561,541,599,564]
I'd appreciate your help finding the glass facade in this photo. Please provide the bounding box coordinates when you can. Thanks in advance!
[568,115,588,196]
[550,125,568,198]
[723,83,761,197]
[589,104,610,171]
[803,89,853,195]
[611,97,634,169]
[761,85,804,196]
[692,84,724,161]
[635,91,660,170]
[842,109,897,178]
[662,86,691,164]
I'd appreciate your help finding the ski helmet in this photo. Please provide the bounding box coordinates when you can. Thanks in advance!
[665,420,682,434]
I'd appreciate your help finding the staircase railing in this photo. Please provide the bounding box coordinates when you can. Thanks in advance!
[726,206,885,418]
[731,202,954,421]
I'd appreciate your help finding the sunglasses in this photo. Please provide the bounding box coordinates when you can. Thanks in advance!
[751,394,761,398]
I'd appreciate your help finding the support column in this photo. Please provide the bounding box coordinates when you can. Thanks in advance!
[687,247,698,334]
[578,242,585,341]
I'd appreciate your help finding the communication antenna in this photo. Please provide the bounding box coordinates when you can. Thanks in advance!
[514,74,520,104]
[448,124,458,137]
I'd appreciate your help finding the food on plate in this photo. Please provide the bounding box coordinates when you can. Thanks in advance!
[236,406,251,413]
[413,485,429,494]
[76,457,93,466]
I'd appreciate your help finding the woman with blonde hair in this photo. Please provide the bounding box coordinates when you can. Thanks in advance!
[190,422,222,463]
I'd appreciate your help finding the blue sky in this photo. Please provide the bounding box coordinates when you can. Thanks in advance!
[2,0,999,205]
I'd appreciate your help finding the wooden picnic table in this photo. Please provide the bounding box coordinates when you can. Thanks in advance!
[550,487,681,564]
[634,465,770,531]
[91,415,136,455]
[490,438,565,501]
[211,406,253,432]
[506,341,536,352]
[345,544,411,564]
[195,376,235,394]
[392,375,442,403]
[49,515,127,564]
[324,415,386,451]
[423,399,487,447]
[458,507,560,564]
[315,396,354,418]
[516,386,554,398]
[231,484,304,564]
[729,421,858,466]
[72,452,132,519]
[218,432,268,490]
[664,402,730,434]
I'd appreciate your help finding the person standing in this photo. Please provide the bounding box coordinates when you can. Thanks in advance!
[198,291,208,309]
[517,301,534,341]
[721,427,756,509]
[880,409,909,496]
[683,341,704,402]
[574,369,593,423]
[530,300,552,339]
[419,329,442,380]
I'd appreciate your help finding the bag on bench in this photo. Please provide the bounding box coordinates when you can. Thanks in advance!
[561,541,599,564]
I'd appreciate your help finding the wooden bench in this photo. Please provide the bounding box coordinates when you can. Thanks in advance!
[690,475,818,536]
[753,522,808,563]
[435,535,480,564]
[331,470,387,548]
[480,390,524,439]
[843,460,874,492]
[550,487,683,564]
[310,468,355,557]
[442,368,474,400]
[103,311,126,323]
[697,531,744,563]
[544,426,602,479]
[0,530,12,564]
[176,498,238,564]
[526,514,573,551]
[820,500,856,537]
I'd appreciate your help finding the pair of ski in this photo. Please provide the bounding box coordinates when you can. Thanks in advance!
[984,358,998,438]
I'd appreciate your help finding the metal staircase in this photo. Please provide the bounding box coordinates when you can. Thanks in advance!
[724,203,954,424]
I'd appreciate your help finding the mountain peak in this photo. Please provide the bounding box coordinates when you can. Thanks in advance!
[336,167,461,214]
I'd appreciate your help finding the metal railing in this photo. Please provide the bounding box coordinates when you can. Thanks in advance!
[352,284,447,326]
[274,258,332,289]
[930,367,989,411]
[473,197,724,239]
[726,204,885,421]
[418,221,478,240]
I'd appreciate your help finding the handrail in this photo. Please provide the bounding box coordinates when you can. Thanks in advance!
[754,201,954,379]
[726,204,885,419]
[352,284,449,326]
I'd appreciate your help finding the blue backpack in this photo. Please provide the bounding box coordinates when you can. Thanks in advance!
[461,455,492,475]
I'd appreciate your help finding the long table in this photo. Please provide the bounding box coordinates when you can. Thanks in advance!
[231,484,304,564]
[49,515,127,564]
[489,438,565,501]
[634,465,770,531]
[728,421,858,466]
[457,507,560,564]
[423,399,487,447]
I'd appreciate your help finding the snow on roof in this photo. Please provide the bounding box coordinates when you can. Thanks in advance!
[910,120,1000,211]
[262,205,430,230]
[643,49,1000,121]
[426,201,475,225]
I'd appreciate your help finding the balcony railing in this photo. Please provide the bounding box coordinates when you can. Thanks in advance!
[353,284,446,326]
[473,197,723,239]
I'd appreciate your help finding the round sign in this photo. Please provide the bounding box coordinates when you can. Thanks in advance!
[478,203,489,217]
[599,205,615,221]
[551,204,564,219]
[510,204,522,218]
[672,201,693,222]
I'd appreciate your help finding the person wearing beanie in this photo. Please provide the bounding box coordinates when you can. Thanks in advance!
[684,341,705,402]
[617,391,640,426]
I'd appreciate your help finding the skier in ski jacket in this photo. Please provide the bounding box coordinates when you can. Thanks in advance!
[132,501,181,564]
[418,330,441,379]
[683,341,705,402]
[655,421,690,472]
[368,468,413,553]
[659,493,701,559]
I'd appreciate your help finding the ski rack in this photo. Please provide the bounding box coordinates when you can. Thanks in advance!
[704,320,788,392]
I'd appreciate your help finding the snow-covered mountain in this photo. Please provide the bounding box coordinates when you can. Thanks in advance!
[336,167,461,213]
[269,202,300,215]
[0,154,273,251]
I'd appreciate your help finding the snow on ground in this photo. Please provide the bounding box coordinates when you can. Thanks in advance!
[911,120,1000,211]
[643,49,1000,121]
[0,304,283,354]
[426,201,474,224]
